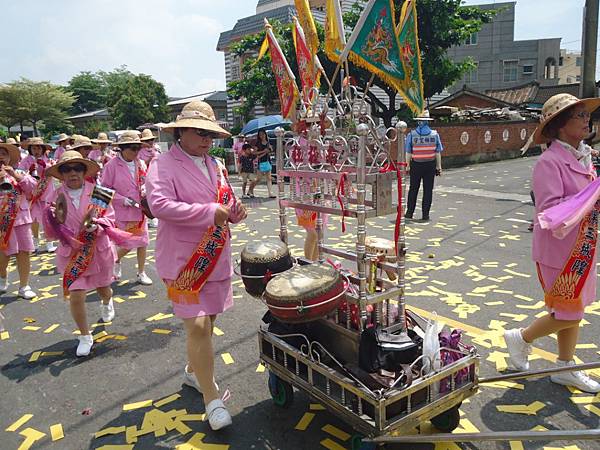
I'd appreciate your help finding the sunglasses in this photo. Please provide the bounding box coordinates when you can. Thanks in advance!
[59,163,86,174]
[194,129,216,138]
[122,144,141,151]
[570,110,591,120]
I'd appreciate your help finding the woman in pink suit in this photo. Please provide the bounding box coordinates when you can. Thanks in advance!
[19,137,57,254]
[89,132,117,166]
[101,131,152,285]
[0,142,38,300]
[53,133,70,160]
[146,101,247,431]
[44,151,117,357]
[139,128,160,166]
[505,94,600,392]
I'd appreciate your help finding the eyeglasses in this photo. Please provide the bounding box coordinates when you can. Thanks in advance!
[570,110,591,120]
[195,129,216,138]
[59,164,86,174]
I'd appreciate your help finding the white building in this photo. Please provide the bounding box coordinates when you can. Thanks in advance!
[558,49,582,85]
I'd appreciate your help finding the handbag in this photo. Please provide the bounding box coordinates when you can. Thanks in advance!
[358,325,422,373]
[258,161,272,173]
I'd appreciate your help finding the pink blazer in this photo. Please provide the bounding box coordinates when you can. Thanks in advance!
[532,140,596,268]
[145,144,244,281]
[139,144,160,165]
[10,172,37,226]
[100,156,145,222]
[89,148,117,164]
[18,155,56,204]
[45,182,116,276]
[53,146,66,161]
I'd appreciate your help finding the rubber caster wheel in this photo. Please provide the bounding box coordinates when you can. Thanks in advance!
[430,405,461,432]
[268,372,294,408]
[351,434,376,450]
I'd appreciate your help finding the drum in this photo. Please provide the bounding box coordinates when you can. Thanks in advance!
[365,236,397,281]
[264,264,345,323]
[140,196,154,219]
[240,239,293,297]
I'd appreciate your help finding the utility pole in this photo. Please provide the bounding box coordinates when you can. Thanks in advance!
[580,0,599,98]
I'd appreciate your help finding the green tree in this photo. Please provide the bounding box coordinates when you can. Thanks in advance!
[67,71,108,114]
[107,73,170,129]
[0,78,75,136]
[228,0,495,127]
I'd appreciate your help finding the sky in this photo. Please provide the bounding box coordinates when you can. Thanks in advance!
[0,0,593,98]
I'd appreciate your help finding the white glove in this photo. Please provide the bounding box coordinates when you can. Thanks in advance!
[124,197,136,207]
[85,223,98,233]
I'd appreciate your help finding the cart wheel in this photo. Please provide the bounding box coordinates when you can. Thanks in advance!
[351,434,376,450]
[268,372,294,408]
[430,405,461,433]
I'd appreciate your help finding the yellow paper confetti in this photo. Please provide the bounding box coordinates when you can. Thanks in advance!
[294,412,315,430]
[154,393,181,409]
[310,403,325,410]
[28,352,42,363]
[256,363,266,373]
[6,414,33,432]
[221,353,234,365]
[50,423,64,441]
[320,438,347,450]
[94,426,127,438]
[1,331,9,340]
[213,327,224,336]
[322,424,350,441]
[18,427,46,450]
[152,329,172,335]
[22,326,40,331]
[44,324,60,333]
[123,399,153,411]
[497,401,545,415]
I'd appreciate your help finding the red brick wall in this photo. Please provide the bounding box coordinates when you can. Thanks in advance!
[417,120,539,166]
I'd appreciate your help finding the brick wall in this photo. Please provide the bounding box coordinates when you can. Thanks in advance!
[421,120,540,167]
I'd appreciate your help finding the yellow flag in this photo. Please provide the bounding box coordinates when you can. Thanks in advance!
[253,34,270,66]
[325,0,346,62]
[294,0,319,55]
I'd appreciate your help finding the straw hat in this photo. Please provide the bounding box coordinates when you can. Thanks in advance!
[57,133,70,144]
[91,132,112,144]
[0,143,20,166]
[70,135,94,150]
[46,150,100,180]
[22,137,52,151]
[140,129,156,141]
[415,110,434,121]
[6,138,17,145]
[114,130,142,147]
[532,93,600,144]
[162,101,230,138]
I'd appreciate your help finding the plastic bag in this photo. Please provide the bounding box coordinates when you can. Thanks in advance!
[422,313,443,375]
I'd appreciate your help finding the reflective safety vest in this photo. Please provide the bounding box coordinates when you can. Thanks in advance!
[410,130,439,162]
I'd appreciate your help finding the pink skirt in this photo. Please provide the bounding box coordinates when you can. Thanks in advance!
[57,245,116,291]
[1,224,35,256]
[538,262,597,321]
[165,278,233,319]
[115,219,149,249]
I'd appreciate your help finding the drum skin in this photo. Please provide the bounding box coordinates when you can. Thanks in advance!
[241,239,293,297]
[265,264,345,323]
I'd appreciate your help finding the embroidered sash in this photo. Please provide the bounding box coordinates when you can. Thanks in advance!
[167,160,234,304]
[540,198,600,315]
[30,161,52,205]
[63,186,115,298]
[0,181,20,251]
[124,162,146,235]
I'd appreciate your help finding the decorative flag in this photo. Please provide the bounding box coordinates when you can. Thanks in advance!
[264,19,300,119]
[294,0,319,55]
[325,0,346,63]
[396,0,425,114]
[293,16,321,102]
[340,0,423,115]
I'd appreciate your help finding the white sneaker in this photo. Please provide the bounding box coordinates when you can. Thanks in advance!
[18,286,36,300]
[45,241,57,253]
[76,334,93,357]
[0,277,7,294]
[149,218,158,228]
[33,239,39,254]
[183,365,219,393]
[205,399,232,431]
[136,272,153,286]
[100,299,115,322]
[504,328,531,371]
[551,360,600,393]
[113,262,122,280]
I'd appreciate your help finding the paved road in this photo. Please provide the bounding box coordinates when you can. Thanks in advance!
[2,155,599,450]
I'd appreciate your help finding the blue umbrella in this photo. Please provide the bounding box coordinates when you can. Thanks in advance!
[240,115,291,135]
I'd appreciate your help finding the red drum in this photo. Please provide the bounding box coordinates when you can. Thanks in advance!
[240,239,294,297]
[264,264,345,323]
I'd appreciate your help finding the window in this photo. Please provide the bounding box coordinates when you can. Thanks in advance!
[465,62,478,83]
[576,56,582,67]
[503,60,518,82]
[522,65,534,75]
[230,63,241,81]
[465,33,478,46]
[559,56,564,66]
[576,75,582,82]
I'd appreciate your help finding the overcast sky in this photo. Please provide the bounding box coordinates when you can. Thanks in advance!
[0,0,592,97]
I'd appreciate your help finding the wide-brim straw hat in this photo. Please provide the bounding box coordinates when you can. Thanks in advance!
[70,135,94,150]
[0,143,20,166]
[22,136,52,151]
[115,130,142,147]
[140,128,156,141]
[46,150,100,180]
[6,138,17,145]
[415,110,434,121]
[162,101,231,138]
[91,132,112,144]
[57,133,70,144]
[533,93,600,144]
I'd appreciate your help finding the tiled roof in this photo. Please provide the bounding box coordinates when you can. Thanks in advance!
[486,82,539,105]
[217,6,325,50]
[431,86,513,109]
[533,83,580,105]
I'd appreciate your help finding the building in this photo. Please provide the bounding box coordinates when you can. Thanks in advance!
[168,91,228,125]
[217,0,357,128]
[559,49,582,84]
[446,2,561,93]
[67,108,111,132]
[485,80,582,110]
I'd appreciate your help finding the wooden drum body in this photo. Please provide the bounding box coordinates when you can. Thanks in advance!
[365,236,397,281]
[265,264,345,323]
[240,239,293,297]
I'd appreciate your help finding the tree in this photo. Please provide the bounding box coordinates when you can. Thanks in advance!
[107,73,170,129]
[0,78,75,136]
[67,71,108,114]
[228,0,495,127]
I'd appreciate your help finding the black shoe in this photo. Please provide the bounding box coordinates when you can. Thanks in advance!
[405,213,413,219]
[421,216,430,222]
